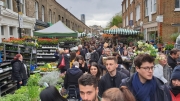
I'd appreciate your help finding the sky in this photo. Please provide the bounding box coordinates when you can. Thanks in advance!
[56,0,123,28]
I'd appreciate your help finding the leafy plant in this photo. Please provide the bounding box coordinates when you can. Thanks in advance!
[38,71,63,86]
[27,73,41,86]
[165,43,174,50]
[170,33,180,42]
[0,94,30,101]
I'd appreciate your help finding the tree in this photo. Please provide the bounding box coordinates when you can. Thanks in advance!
[106,12,122,28]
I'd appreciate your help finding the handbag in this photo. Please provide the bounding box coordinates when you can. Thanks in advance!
[58,55,65,69]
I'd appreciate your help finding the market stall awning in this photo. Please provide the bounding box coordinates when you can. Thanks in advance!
[34,21,77,37]
[103,28,140,35]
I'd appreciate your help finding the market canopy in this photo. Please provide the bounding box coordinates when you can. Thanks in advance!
[103,28,140,35]
[34,21,77,37]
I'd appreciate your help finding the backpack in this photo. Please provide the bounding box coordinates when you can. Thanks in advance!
[58,55,65,69]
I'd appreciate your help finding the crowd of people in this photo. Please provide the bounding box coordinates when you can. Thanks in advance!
[11,39,180,101]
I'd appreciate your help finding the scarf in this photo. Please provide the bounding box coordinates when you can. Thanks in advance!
[170,85,180,96]
[132,72,156,101]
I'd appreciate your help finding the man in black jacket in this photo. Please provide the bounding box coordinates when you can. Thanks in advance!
[98,56,127,97]
[89,46,99,64]
[120,54,172,101]
[167,49,180,70]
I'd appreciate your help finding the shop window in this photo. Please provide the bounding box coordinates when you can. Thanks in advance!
[35,1,39,19]
[1,26,4,35]
[42,6,45,22]
[9,27,13,35]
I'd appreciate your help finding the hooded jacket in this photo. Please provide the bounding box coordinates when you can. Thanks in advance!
[64,66,83,89]
[11,60,29,82]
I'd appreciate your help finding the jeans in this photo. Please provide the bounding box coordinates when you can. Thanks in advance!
[17,79,27,89]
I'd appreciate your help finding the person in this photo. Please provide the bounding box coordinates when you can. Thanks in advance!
[112,52,130,77]
[11,54,29,89]
[69,51,76,68]
[78,73,101,101]
[169,65,180,101]
[98,48,112,75]
[57,49,70,73]
[88,62,101,81]
[89,46,99,65]
[77,55,88,73]
[167,48,180,70]
[98,56,127,97]
[153,53,172,84]
[120,54,172,101]
[102,86,136,101]
[40,86,67,101]
[54,49,60,61]
[76,45,86,59]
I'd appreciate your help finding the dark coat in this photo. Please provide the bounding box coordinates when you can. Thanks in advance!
[98,55,107,70]
[89,51,99,64]
[167,55,177,70]
[79,63,88,73]
[64,67,83,89]
[11,60,29,82]
[57,54,70,70]
[120,74,172,101]
[98,71,128,97]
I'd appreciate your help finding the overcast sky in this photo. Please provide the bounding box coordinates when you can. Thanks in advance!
[56,0,123,28]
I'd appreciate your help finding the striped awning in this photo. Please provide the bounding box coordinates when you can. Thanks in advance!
[103,28,140,35]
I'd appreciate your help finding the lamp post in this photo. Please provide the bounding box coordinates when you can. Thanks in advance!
[16,0,22,38]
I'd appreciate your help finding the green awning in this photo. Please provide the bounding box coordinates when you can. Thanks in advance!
[103,28,140,35]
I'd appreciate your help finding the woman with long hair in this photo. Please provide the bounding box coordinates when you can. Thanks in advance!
[76,55,88,73]
[88,62,101,81]
[11,54,29,89]
[102,86,136,101]
[69,51,76,68]
[40,86,67,101]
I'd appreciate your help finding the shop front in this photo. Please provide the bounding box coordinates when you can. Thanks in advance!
[0,7,35,42]
[143,22,158,41]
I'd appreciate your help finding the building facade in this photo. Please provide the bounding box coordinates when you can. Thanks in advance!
[26,0,91,33]
[0,0,36,42]
[122,0,180,42]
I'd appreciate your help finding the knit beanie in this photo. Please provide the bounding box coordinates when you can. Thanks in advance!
[171,65,180,80]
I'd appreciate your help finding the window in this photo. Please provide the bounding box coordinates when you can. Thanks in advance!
[5,0,11,9]
[20,0,25,14]
[62,17,64,23]
[9,27,13,35]
[53,12,55,23]
[153,0,156,12]
[58,15,61,21]
[126,0,128,9]
[130,0,133,4]
[130,12,133,20]
[123,4,125,13]
[175,0,180,8]
[145,0,148,16]
[1,26,4,35]
[49,9,52,23]
[42,6,45,22]
[136,5,140,21]
[126,16,128,26]
[35,2,39,19]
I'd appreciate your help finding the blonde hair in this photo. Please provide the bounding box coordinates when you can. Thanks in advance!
[59,49,64,54]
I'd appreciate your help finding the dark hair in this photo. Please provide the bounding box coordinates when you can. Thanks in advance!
[102,86,136,101]
[170,48,180,55]
[40,86,67,101]
[78,74,98,88]
[88,62,101,80]
[76,55,85,62]
[134,54,154,68]
[13,54,22,60]
[112,52,123,64]
[106,56,118,64]
[70,51,76,62]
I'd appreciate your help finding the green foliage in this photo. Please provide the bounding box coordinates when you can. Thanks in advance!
[127,37,134,43]
[170,33,180,42]
[156,37,163,43]
[165,43,174,50]
[0,94,30,101]
[107,12,122,28]
[27,73,41,86]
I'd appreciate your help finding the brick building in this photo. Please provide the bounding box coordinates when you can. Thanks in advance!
[26,0,91,33]
[122,0,180,42]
